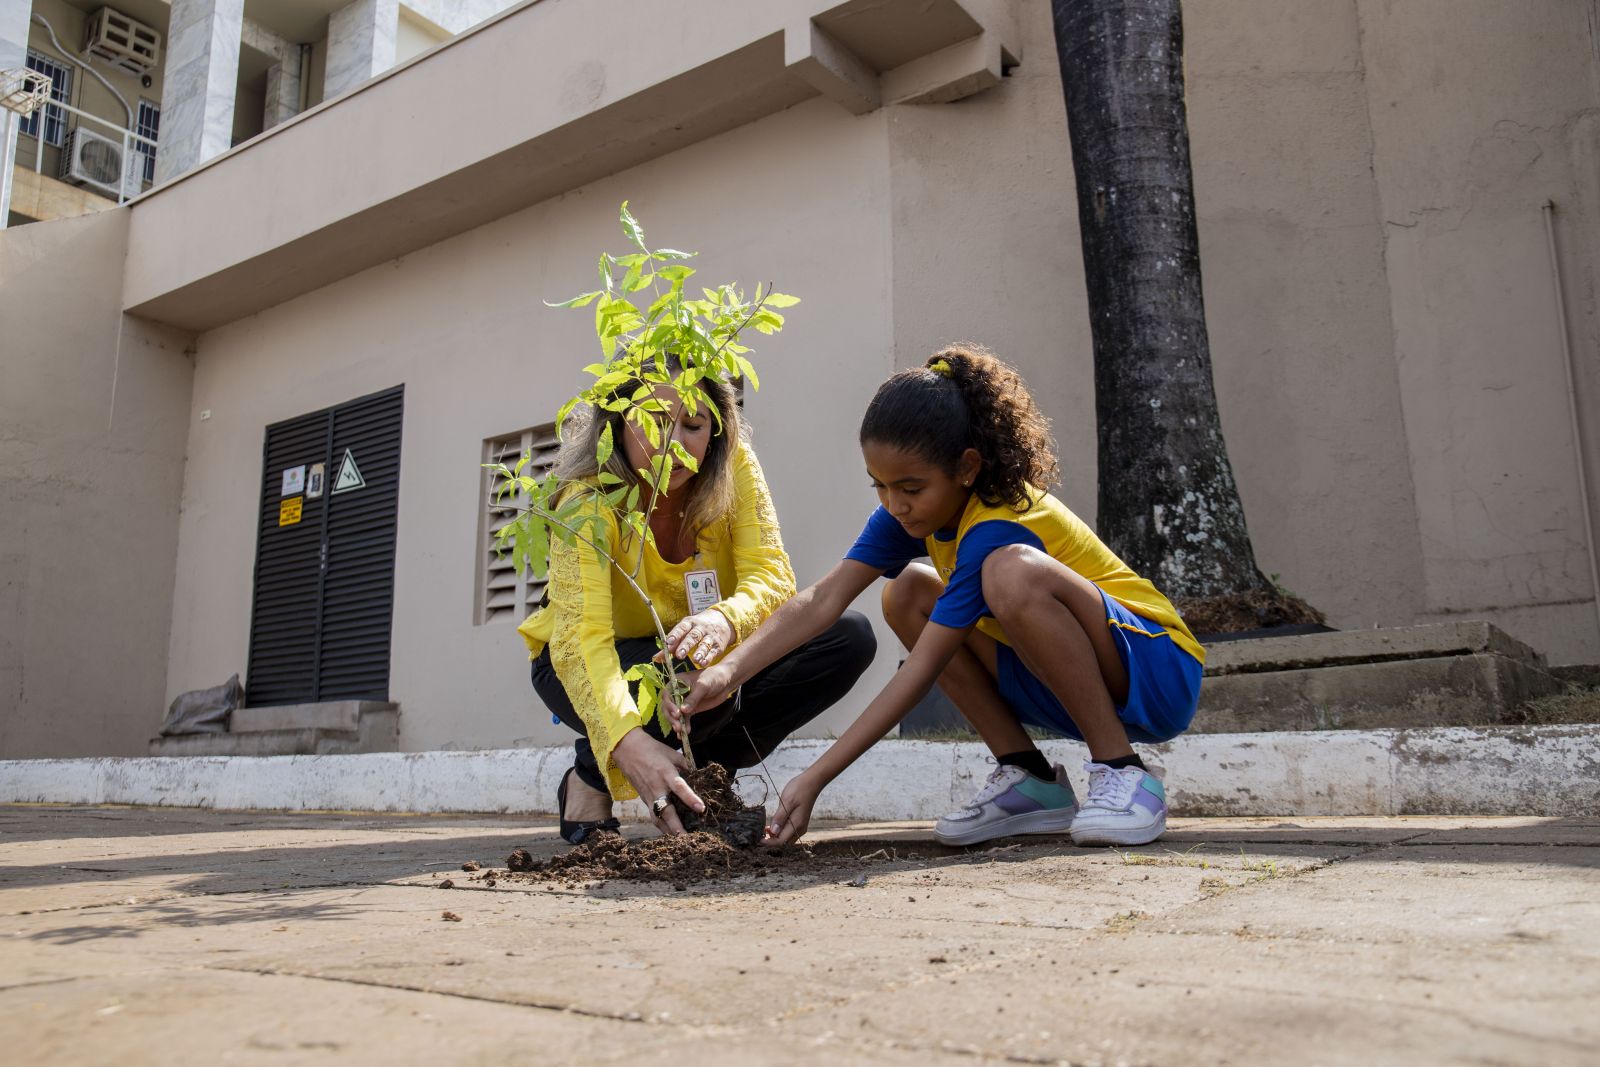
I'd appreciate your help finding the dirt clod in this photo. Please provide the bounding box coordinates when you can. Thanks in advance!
[461,861,481,872]
[439,879,455,889]
[506,848,535,872]
[669,764,767,848]
[441,911,461,922]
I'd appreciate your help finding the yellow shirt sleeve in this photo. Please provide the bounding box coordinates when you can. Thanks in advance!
[712,445,798,642]
[544,499,646,800]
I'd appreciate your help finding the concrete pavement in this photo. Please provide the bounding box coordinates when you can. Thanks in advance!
[1,806,1595,1066]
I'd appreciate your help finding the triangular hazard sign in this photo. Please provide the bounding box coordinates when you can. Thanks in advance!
[332,449,366,494]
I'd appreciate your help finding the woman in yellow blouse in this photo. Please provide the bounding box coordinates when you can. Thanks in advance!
[520,369,875,843]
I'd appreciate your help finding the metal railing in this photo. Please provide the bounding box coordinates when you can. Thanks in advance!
[21,95,156,206]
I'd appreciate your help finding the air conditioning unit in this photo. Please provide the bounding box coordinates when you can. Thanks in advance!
[59,127,140,199]
[84,7,161,76]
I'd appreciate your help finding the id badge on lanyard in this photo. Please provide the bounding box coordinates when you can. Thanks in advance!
[685,569,721,614]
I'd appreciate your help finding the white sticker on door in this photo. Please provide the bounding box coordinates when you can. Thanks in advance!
[332,449,366,494]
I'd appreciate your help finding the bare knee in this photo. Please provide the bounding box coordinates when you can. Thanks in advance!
[881,562,942,641]
[980,544,1056,621]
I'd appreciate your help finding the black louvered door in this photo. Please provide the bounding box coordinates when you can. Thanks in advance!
[246,386,404,706]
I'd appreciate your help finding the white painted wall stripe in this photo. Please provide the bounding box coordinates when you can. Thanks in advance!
[0,727,1594,819]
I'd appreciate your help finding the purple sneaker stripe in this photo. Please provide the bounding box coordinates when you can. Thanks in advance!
[1132,790,1165,816]
[994,790,1042,815]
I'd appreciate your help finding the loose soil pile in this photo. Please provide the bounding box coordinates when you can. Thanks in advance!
[488,836,959,888]
[486,764,934,889]
[1177,587,1325,635]
[507,831,807,886]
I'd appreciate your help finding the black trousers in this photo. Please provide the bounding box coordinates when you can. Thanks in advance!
[532,611,877,795]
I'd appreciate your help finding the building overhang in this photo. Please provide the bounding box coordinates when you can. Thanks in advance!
[122,0,1019,333]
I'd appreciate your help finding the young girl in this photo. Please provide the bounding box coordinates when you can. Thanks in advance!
[669,345,1204,847]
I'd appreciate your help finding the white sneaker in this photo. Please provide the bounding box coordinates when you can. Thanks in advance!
[1069,761,1167,847]
[935,763,1079,847]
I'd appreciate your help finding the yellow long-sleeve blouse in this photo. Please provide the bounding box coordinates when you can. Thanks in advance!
[517,444,797,799]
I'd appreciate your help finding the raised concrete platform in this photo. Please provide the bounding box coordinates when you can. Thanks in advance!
[148,701,399,757]
[1195,621,1565,733]
[10,725,1598,819]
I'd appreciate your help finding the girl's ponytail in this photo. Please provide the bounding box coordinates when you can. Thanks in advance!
[860,344,1058,510]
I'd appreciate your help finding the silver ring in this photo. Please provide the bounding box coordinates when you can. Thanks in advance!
[651,794,672,817]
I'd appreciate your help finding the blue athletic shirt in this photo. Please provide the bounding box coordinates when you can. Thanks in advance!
[845,487,1204,663]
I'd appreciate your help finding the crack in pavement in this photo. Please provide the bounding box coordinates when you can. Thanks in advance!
[202,963,696,1029]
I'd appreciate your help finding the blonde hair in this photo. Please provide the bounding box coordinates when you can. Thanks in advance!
[552,365,744,546]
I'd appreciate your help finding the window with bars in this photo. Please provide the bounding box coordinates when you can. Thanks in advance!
[480,424,561,624]
[20,51,72,146]
[135,98,159,183]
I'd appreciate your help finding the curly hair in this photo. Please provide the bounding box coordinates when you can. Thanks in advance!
[858,343,1059,511]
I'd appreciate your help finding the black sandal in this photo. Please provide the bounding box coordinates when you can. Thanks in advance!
[557,765,620,845]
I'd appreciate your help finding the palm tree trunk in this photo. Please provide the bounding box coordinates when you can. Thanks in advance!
[1051,0,1270,600]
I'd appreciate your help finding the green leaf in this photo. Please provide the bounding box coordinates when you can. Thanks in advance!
[596,422,614,467]
[657,264,694,285]
[546,289,604,309]
[621,259,644,293]
[733,356,760,391]
[654,248,696,260]
[529,517,550,580]
[620,201,647,251]
[637,409,662,448]
[555,395,581,434]
[598,253,614,292]
[764,292,801,308]
[669,440,700,473]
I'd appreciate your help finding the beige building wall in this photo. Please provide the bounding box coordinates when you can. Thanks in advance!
[883,0,1600,666]
[1184,0,1428,632]
[4,0,1599,760]
[1359,0,1600,662]
[163,97,897,751]
[0,210,194,758]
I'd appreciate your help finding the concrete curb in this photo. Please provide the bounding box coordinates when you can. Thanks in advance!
[1,725,1595,819]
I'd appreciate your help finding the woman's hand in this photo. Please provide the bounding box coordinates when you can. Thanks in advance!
[663,662,737,731]
[765,772,822,845]
[660,608,735,669]
[609,727,704,835]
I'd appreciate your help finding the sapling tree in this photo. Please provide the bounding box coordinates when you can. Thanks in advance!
[487,203,798,769]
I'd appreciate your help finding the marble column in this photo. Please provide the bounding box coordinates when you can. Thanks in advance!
[242,18,301,129]
[3,0,31,72]
[263,60,300,128]
[324,0,398,99]
[154,0,244,184]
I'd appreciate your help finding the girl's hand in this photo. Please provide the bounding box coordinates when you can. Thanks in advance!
[663,663,737,730]
[659,609,735,668]
[609,728,704,835]
[765,773,821,845]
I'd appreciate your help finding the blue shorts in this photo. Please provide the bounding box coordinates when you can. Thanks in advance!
[995,589,1203,744]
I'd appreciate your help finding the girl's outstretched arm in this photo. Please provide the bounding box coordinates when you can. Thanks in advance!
[766,620,970,843]
[666,559,882,723]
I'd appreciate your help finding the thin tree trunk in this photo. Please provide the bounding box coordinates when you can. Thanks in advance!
[1051,0,1270,599]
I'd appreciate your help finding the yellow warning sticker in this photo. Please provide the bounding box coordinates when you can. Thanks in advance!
[279,496,304,526]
